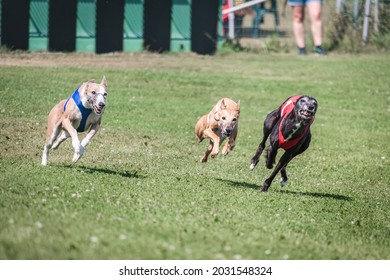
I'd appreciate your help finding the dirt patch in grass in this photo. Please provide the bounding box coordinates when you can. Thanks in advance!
[0,51,203,69]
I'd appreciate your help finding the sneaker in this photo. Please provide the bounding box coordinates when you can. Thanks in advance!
[298,47,307,55]
[314,46,326,55]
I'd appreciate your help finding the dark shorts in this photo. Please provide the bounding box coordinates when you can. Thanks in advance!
[288,0,323,6]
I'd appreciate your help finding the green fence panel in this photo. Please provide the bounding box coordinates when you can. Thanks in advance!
[29,0,49,51]
[123,0,143,52]
[171,0,191,52]
[76,0,96,52]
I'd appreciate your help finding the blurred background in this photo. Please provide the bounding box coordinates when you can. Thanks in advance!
[1,0,389,54]
[222,0,390,53]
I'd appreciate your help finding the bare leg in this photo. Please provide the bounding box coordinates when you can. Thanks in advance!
[292,5,305,48]
[307,2,323,47]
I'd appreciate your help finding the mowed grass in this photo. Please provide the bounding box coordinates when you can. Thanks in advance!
[0,52,389,260]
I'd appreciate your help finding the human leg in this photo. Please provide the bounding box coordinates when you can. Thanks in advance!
[307,1,325,54]
[291,4,306,53]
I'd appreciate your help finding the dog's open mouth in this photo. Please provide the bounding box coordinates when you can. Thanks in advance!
[299,109,314,119]
[93,105,104,115]
[221,129,232,137]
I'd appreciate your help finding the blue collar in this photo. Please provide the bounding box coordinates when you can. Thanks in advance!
[64,89,92,132]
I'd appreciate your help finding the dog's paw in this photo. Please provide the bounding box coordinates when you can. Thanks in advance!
[52,141,61,150]
[200,156,208,163]
[260,186,269,192]
[72,153,81,163]
[210,150,219,158]
[249,159,259,170]
[80,145,85,156]
[280,178,288,187]
[72,146,85,163]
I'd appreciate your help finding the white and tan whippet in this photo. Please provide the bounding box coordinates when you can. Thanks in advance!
[41,77,108,166]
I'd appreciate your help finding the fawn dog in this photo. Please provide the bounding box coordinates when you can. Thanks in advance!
[250,95,318,192]
[41,77,108,165]
[195,98,240,162]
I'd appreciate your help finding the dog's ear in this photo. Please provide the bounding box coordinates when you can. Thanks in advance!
[83,82,88,93]
[87,79,96,84]
[214,112,220,121]
[236,100,240,110]
[101,76,107,89]
[220,99,227,110]
[214,99,223,121]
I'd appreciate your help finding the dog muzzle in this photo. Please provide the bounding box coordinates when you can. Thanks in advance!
[93,102,105,115]
[88,95,106,115]
[222,128,232,136]
[298,106,316,120]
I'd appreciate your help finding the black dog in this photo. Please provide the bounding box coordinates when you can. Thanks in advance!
[250,95,318,192]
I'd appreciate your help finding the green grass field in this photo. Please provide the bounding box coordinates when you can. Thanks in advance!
[0,52,389,260]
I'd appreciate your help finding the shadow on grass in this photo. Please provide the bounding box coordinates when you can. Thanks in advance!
[276,189,353,201]
[216,178,353,201]
[215,178,259,190]
[58,164,145,179]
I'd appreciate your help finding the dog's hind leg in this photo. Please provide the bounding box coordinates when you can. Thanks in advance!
[41,124,61,166]
[250,109,279,170]
[266,144,278,169]
[52,130,70,150]
[250,138,267,170]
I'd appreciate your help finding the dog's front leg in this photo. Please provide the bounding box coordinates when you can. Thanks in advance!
[200,140,214,162]
[222,129,237,156]
[222,138,235,156]
[279,134,311,187]
[203,128,220,158]
[280,166,288,187]
[261,151,292,192]
[62,118,83,163]
[81,123,100,149]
